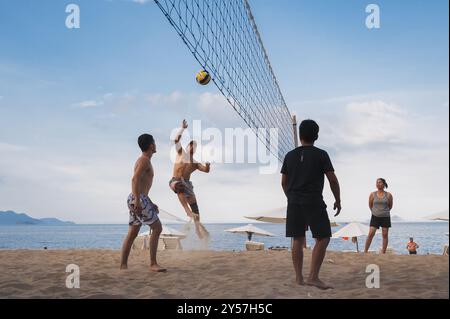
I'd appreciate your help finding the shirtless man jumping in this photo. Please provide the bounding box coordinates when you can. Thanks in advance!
[120,134,166,272]
[169,120,211,239]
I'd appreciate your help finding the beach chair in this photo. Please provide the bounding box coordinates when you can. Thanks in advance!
[158,236,183,251]
[245,241,264,251]
[443,245,449,256]
[157,238,165,251]
[268,246,288,251]
[132,236,149,250]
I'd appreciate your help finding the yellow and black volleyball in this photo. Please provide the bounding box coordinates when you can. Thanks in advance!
[196,69,211,85]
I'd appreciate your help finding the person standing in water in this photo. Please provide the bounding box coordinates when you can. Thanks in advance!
[364,178,393,254]
[407,237,419,255]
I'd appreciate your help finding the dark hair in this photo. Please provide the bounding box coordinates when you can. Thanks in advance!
[299,119,319,143]
[138,134,155,152]
[378,178,388,189]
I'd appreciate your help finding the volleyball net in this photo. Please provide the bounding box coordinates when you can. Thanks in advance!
[153,0,295,161]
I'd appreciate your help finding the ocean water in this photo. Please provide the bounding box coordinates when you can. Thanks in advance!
[0,222,448,255]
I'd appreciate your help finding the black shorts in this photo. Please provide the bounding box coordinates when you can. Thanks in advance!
[286,202,331,239]
[409,251,417,255]
[370,215,391,229]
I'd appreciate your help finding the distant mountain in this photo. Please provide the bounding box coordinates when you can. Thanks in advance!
[0,211,75,226]
[391,215,406,222]
[423,210,449,221]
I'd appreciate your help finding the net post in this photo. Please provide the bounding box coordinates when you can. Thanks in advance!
[292,115,299,148]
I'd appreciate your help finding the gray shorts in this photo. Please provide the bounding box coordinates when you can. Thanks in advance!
[169,177,195,199]
[127,194,159,226]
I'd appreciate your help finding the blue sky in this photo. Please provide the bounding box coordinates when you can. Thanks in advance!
[0,0,448,223]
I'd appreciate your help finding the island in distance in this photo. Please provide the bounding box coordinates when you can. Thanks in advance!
[0,210,75,226]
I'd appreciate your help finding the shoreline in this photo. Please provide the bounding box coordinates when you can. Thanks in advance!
[0,247,447,256]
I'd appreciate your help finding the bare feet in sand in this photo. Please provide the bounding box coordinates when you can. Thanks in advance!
[296,277,306,286]
[150,264,167,273]
[306,279,333,290]
[120,264,128,270]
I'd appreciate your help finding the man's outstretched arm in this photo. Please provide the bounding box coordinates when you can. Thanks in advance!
[325,171,341,217]
[174,119,188,154]
[197,162,211,173]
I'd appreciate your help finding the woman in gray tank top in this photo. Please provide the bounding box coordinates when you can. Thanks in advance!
[364,178,394,254]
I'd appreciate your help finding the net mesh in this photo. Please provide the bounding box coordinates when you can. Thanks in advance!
[154,0,295,161]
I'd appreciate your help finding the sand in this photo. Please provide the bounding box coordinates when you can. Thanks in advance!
[0,249,448,299]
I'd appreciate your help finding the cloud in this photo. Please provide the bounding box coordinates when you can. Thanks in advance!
[326,97,449,154]
[72,100,104,109]
[290,93,449,220]
[144,91,241,127]
[0,145,135,223]
[145,91,184,107]
[131,0,149,4]
[0,142,26,152]
[75,90,241,129]
[2,88,448,223]
[339,100,409,146]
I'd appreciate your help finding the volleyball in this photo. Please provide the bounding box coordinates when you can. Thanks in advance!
[196,69,211,85]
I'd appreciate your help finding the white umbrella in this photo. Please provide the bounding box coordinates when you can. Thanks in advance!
[330,221,340,227]
[425,211,449,222]
[138,225,187,239]
[332,222,379,252]
[225,224,275,241]
[245,207,340,227]
[244,207,286,224]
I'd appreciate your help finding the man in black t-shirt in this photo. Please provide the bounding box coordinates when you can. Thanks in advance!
[281,119,341,290]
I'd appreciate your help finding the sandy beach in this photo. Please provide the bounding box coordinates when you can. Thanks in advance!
[0,249,448,299]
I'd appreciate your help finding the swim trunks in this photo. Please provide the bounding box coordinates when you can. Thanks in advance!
[169,177,195,199]
[127,194,159,226]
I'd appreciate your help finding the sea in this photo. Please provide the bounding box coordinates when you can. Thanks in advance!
[0,222,448,255]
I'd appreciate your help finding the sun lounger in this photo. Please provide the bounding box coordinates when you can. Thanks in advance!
[132,236,149,250]
[443,244,449,256]
[158,236,183,251]
[245,241,264,251]
[268,246,288,251]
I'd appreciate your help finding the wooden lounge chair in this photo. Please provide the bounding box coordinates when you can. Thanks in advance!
[158,236,183,251]
[245,241,264,251]
[443,244,449,256]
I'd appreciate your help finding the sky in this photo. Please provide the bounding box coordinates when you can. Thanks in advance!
[0,0,448,224]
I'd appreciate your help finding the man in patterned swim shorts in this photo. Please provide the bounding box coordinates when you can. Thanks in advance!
[120,133,166,273]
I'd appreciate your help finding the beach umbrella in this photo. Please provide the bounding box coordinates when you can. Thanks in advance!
[332,222,379,252]
[138,225,187,239]
[225,224,275,241]
[330,221,340,227]
[245,207,341,228]
[425,211,449,222]
[244,207,286,224]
